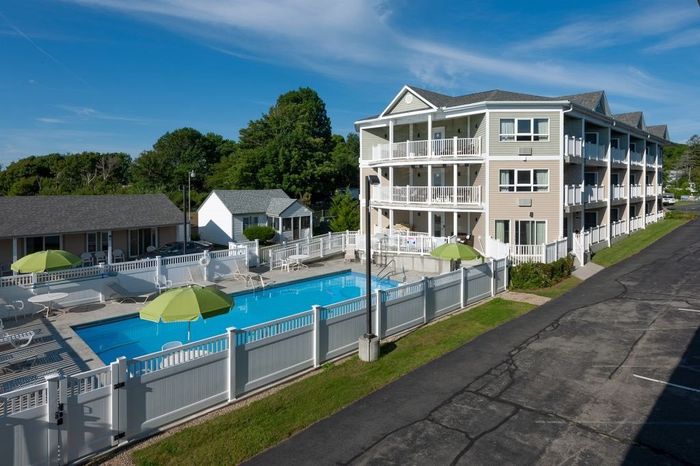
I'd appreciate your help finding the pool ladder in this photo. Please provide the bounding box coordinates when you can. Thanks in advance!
[376,259,406,283]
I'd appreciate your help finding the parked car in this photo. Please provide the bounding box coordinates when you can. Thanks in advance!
[138,241,213,259]
[662,193,677,205]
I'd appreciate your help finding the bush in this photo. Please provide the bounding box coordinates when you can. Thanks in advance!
[509,255,574,290]
[243,225,276,245]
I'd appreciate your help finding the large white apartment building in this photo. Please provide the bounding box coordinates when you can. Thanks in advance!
[355,85,670,258]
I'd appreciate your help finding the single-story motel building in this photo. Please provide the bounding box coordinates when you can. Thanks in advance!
[0,194,183,269]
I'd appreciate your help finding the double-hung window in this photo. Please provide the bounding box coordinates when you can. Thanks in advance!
[499,169,549,192]
[242,216,258,231]
[86,231,109,253]
[499,118,549,141]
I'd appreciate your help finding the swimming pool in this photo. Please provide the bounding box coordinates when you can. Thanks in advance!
[74,271,397,363]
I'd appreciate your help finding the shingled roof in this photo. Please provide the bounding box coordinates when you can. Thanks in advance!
[0,194,183,238]
[211,189,308,216]
[647,124,669,139]
[614,112,645,129]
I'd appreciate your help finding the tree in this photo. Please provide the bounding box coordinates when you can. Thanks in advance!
[328,190,360,231]
[212,88,339,201]
[330,133,360,189]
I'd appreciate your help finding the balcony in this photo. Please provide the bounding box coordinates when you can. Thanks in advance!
[646,184,661,196]
[584,143,608,163]
[371,185,482,208]
[371,137,481,162]
[611,184,625,201]
[646,157,656,168]
[564,184,605,206]
[611,147,627,164]
[630,184,643,198]
[630,151,643,166]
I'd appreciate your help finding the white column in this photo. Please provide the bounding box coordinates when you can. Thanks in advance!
[427,164,433,204]
[655,144,660,214]
[453,164,458,206]
[626,133,631,234]
[642,140,648,227]
[389,209,395,233]
[427,114,433,156]
[388,120,394,159]
[107,230,113,264]
[12,237,17,262]
[453,212,458,236]
[606,127,612,246]
[389,166,394,203]
[428,211,434,236]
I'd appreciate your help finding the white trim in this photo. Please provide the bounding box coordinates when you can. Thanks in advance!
[513,219,548,246]
[483,155,559,161]
[379,85,438,118]
[585,132,599,145]
[498,168,550,193]
[558,109,564,239]
[498,117,550,142]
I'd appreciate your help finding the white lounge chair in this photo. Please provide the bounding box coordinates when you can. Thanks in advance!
[0,320,35,348]
[5,300,25,322]
[233,261,271,288]
[344,246,357,262]
[155,275,173,294]
[105,281,156,303]
[188,266,216,287]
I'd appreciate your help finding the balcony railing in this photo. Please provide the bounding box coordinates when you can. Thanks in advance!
[611,219,627,238]
[611,184,625,200]
[371,137,481,161]
[564,135,583,158]
[630,151,643,166]
[629,215,644,232]
[584,143,608,162]
[564,184,583,206]
[611,147,627,164]
[371,185,482,207]
[630,184,642,198]
[646,184,657,196]
[646,157,656,168]
[584,184,605,203]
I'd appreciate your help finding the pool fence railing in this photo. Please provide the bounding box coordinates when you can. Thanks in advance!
[0,259,508,465]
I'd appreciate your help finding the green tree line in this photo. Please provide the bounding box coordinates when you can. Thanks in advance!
[0,88,359,208]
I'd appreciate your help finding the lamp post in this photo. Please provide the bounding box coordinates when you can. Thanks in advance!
[182,184,187,256]
[360,174,381,362]
[188,170,195,242]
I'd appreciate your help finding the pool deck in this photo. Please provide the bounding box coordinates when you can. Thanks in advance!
[0,257,430,390]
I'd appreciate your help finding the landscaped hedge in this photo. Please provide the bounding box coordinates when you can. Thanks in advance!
[243,225,276,245]
[509,255,574,289]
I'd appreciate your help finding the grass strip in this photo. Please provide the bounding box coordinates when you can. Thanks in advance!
[133,298,534,465]
[592,214,695,267]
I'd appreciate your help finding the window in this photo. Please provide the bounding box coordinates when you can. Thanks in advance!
[611,173,620,185]
[611,208,620,222]
[242,216,259,231]
[128,228,156,257]
[301,216,310,229]
[610,138,620,149]
[495,220,510,243]
[515,221,545,245]
[584,172,598,186]
[629,142,637,152]
[86,231,109,253]
[25,235,60,254]
[499,169,549,192]
[499,118,549,142]
[630,205,637,217]
[585,132,599,144]
[584,212,598,230]
[282,218,292,232]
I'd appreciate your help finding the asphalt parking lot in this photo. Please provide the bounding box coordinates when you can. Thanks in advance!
[248,211,700,465]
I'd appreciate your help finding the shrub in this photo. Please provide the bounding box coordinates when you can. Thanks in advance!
[509,256,574,290]
[243,225,276,245]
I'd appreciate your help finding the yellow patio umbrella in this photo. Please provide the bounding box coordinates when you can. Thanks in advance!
[11,249,82,273]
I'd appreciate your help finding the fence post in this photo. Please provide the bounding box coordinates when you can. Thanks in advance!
[155,256,162,289]
[503,259,509,290]
[460,266,466,307]
[375,289,383,338]
[312,306,321,367]
[320,237,324,258]
[490,259,495,297]
[422,276,429,323]
[227,327,238,402]
[254,239,260,267]
[46,374,62,466]
[109,359,121,446]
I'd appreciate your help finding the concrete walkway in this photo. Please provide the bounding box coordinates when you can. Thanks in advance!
[500,290,550,306]
[572,261,604,280]
[246,214,700,465]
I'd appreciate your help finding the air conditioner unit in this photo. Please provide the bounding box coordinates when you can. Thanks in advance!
[518,198,533,207]
[518,147,532,156]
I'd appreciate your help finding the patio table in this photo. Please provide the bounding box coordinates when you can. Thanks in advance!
[287,254,310,271]
[28,292,69,318]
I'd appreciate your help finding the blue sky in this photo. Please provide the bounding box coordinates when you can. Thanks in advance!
[0,0,698,165]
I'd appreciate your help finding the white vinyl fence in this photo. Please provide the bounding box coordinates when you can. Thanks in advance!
[0,247,249,318]
[258,232,348,269]
[509,238,568,266]
[0,260,507,465]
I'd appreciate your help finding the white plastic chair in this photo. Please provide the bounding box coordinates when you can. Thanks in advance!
[5,300,25,322]
[0,319,34,348]
[80,252,94,267]
[94,251,107,263]
[113,248,125,262]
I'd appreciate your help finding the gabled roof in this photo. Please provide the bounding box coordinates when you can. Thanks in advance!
[210,189,308,217]
[557,91,609,114]
[614,112,645,129]
[0,194,183,238]
[647,124,669,140]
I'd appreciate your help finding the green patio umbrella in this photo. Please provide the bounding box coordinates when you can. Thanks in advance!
[430,243,481,261]
[139,285,233,341]
[11,249,82,273]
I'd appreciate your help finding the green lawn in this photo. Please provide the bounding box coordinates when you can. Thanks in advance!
[592,214,694,267]
[132,298,534,466]
[513,276,582,299]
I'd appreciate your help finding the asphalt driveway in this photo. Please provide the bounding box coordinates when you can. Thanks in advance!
[247,213,700,465]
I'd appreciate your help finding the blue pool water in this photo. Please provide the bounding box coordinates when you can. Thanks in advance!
[74,271,397,363]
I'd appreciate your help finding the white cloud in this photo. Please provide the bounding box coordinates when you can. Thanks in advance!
[57,105,152,123]
[37,117,65,124]
[646,28,700,52]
